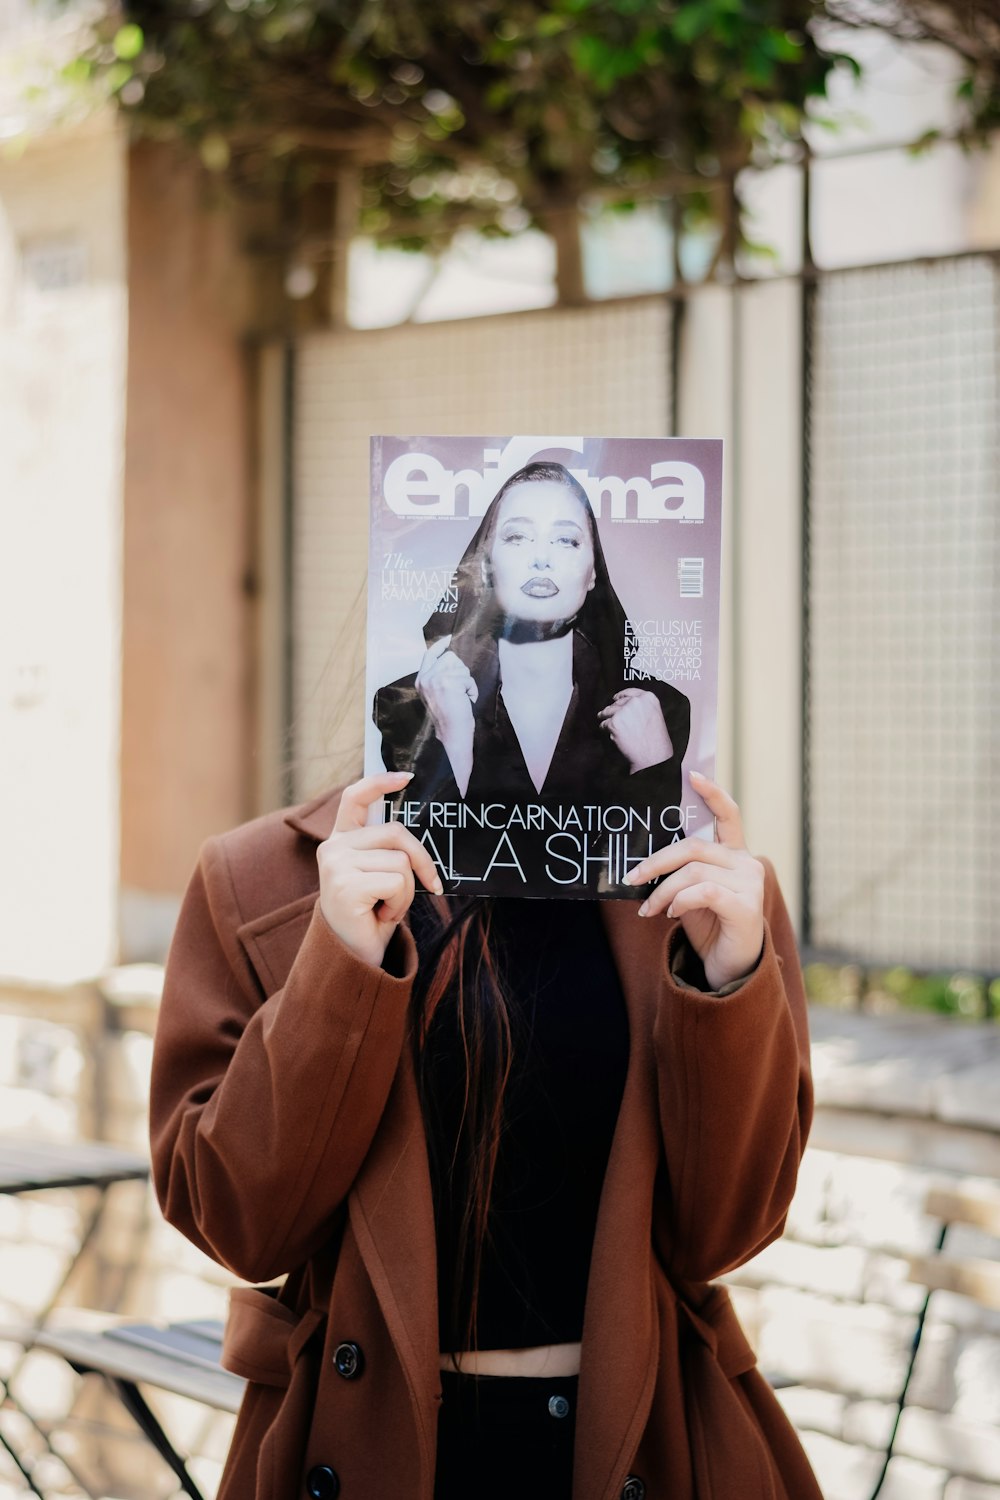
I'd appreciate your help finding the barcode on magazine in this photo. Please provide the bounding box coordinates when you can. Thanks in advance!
[677,557,705,598]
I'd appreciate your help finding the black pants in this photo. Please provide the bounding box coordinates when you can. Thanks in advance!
[434,1369,578,1500]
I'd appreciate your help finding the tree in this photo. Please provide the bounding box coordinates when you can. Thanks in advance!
[58,0,1000,297]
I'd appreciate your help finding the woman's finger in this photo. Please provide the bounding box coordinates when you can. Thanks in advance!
[334,773,414,833]
[640,859,740,912]
[689,771,745,849]
[624,836,741,888]
[376,871,417,925]
[349,872,408,913]
[416,636,455,686]
[438,655,479,696]
[636,861,750,919]
[656,879,744,923]
[344,822,444,894]
[346,848,413,877]
[368,857,416,923]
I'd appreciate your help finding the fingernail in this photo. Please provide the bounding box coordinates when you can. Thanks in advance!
[667,903,676,918]
[622,871,635,885]
[433,880,444,894]
[637,902,649,917]
[690,770,705,782]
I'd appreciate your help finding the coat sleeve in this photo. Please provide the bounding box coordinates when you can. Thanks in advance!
[652,858,813,1282]
[149,835,418,1284]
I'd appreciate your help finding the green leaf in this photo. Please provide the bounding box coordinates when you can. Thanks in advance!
[113,24,145,61]
[828,50,863,81]
[107,61,133,92]
[571,33,608,79]
[740,235,779,262]
[673,4,713,46]
[743,43,776,89]
[909,128,941,155]
[763,29,803,64]
[60,57,93,84]
[485,80,511,109]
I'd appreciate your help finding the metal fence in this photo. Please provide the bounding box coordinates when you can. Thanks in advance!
[804,252,1000,977]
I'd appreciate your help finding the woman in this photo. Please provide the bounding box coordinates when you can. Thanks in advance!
[374,463,691,892]
[150,766,823,1500]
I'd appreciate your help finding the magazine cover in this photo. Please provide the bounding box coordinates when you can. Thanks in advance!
[365,435,722,899]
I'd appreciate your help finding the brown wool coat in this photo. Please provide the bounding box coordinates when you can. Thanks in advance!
[150,787,825,1500]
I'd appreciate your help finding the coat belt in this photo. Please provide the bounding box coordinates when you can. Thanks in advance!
[676,1287,757,1379]
[221,1284,325,1388]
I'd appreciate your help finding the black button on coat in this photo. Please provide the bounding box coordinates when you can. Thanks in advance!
[334,1341,364,1379]
[306,1465,339,1500]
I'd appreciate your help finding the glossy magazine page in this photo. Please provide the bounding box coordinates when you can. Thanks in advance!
[365,435,722,899]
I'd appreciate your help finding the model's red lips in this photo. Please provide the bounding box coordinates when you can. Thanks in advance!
[521,577,559,597]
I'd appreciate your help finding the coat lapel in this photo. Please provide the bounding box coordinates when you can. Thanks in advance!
[235,893,318,995]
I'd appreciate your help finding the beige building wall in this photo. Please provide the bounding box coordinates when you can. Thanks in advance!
[0,116,127,982]
[119,142,256,958]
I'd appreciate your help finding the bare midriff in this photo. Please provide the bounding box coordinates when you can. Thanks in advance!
[439,1341,582,1377]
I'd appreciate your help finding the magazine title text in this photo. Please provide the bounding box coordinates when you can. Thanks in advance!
[382,435,704,521]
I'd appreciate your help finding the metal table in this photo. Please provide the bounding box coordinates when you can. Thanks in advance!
[32,1313,243,1500]
[0,1135,150,1496]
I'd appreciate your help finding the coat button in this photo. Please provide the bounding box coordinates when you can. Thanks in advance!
[621,1478,646,1500]
[306,1466,340,1500]
[548,1394,571,1418]
[333,1341,364,1380]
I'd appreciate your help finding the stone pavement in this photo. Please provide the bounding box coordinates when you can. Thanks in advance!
[808,1007,1000,1132]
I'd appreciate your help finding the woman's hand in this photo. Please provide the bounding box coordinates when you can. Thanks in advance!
[597,687,673,773]
[415,634,477,796]
[623,772,765,991]
[318,773,443,969]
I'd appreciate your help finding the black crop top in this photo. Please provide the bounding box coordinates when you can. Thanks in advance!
[413,897,631,1353]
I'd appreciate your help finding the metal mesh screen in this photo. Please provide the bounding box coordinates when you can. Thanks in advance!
[292,298,672,799]
[806,255,1000,972]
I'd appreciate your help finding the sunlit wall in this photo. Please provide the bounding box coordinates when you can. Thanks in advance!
[0,114,127,983]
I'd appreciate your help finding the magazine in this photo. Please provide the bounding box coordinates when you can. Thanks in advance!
[365,435,722,900]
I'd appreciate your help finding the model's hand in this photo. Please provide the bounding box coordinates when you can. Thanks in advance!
[598,688,673,773]
[318,773,443,968]
[624,772,765,990]
[415,634,477,795]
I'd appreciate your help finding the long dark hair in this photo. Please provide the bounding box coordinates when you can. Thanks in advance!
[410,893,515,1359]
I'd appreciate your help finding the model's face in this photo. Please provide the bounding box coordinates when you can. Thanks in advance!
[486,481,597,624]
